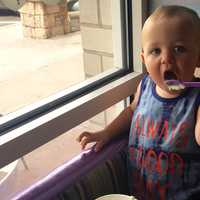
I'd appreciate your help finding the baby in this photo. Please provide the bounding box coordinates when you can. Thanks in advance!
[77,5,200,200]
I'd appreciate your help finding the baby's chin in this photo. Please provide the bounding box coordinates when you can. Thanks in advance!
[156,85,183,98]
[166,87,184,95]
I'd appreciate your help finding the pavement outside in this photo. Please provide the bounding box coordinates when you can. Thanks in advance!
[0,16,102,199]
[0,16,85,114]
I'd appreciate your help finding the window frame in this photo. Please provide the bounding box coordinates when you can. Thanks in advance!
[0,0,147,168]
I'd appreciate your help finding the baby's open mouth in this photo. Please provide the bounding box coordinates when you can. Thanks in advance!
[164,71,185,91]
[164,71,177,81]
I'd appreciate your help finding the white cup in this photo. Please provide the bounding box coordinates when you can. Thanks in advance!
[95,194,136,200]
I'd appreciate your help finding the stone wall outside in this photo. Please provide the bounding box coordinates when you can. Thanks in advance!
[80,0,124,126]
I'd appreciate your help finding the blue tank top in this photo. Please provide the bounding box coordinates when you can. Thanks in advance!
[128,75,200,200]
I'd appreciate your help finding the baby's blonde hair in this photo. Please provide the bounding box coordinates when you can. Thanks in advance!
[151,5,199,18]
[148,5,200,33]
[142,5,200,46]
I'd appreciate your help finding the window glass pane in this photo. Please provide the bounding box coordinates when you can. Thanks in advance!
[0,1,134,197]
[0,100,125,199]
[0,0,124,115]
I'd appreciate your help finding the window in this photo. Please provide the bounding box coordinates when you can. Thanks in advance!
[0,0,146,198]
[0,0,145,170]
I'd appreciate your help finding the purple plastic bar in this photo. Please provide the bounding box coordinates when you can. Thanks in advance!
[12,136,128,200]
[165,80,200,87]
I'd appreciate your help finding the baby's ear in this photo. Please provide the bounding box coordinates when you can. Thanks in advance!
[195,53,200,77]
[195,67,200,78]
[141,51,145,64]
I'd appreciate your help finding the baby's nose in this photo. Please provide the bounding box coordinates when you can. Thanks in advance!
[161,50,174,64]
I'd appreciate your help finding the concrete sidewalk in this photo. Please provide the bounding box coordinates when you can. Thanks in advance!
[0,16,84,114]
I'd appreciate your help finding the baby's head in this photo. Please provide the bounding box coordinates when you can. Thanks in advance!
[141,5,200,95]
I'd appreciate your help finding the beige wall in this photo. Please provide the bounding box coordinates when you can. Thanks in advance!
[79,0,113,77]
[79,0,124,126]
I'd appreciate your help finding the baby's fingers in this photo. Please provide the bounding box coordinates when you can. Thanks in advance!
[76,132,91,142]
[76,132,95,150]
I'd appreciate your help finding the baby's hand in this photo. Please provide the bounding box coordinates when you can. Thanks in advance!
[76,130,109,152]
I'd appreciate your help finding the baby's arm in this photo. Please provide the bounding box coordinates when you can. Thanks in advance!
[195,106,200,145]
[77,82,141,152]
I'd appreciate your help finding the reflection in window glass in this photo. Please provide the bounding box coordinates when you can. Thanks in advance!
[0,0,123,115]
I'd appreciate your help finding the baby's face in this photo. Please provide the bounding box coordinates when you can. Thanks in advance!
[141,15,200,94]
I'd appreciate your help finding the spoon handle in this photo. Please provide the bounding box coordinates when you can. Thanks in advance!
[183,81,200,87]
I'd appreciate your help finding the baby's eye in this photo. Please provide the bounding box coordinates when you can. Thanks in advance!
[150,48,161,55]
[174,46,186,53]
